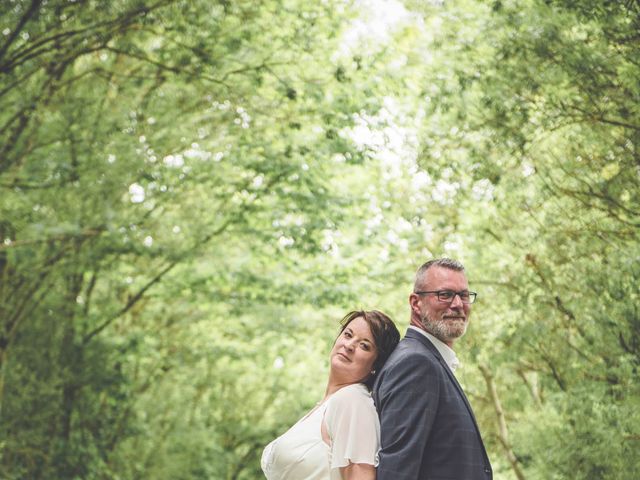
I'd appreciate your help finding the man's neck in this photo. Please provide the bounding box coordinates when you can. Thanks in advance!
[408,325,460,372]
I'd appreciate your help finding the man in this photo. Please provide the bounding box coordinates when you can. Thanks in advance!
[373,258,492,479]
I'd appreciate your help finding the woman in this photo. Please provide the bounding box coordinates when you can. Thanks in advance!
[261,310,400,480]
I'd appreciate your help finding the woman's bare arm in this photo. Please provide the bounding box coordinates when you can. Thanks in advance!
[340,462,376,480]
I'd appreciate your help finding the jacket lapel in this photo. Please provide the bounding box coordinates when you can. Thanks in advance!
[404,329,482,429]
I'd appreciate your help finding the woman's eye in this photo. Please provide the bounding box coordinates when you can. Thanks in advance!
[344,331,352,338]
[360,343,370,351]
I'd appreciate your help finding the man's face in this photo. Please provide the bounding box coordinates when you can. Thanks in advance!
[410,266,472,347]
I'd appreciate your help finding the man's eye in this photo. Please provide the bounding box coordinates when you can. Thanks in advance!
[440,291,454,299]
[459,292,470,300]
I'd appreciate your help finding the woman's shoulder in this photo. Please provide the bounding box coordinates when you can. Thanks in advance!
[328,383,373,408]
[324,383,380,460]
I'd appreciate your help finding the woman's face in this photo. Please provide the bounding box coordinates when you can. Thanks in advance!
[329,316,378,385]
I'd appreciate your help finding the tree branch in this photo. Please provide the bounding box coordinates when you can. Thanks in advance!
[0,0,42,63]
[82,261,177,344]
[478,363,527,480]
[0,228,105,251]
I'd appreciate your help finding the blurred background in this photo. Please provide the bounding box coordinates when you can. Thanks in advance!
[1,0,638,478]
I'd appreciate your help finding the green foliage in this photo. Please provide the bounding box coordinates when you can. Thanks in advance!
[398,0,640,478]
[0,0,387,478]
[2,0,639,479]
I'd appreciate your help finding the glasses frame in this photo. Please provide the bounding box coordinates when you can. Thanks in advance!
[414,290,477,304]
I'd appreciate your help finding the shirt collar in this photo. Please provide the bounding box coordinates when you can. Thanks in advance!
[408,326,460,373]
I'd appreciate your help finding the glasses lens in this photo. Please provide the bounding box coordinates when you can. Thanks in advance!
[437,291,475,303]
[438,291,455,301]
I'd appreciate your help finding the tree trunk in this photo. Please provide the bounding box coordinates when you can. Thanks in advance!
[478,363,527,480]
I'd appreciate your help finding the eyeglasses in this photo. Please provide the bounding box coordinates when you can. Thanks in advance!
[414,290,477,304]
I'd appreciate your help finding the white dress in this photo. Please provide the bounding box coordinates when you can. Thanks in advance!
[261,383,380,480]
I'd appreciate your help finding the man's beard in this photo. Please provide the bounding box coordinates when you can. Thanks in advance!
[420,312,467,344]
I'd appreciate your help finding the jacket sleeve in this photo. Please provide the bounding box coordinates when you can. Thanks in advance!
[375,350,441,480]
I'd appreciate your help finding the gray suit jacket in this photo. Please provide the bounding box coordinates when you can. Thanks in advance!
[373,328,492,480]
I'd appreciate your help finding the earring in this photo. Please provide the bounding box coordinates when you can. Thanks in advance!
[371,369,376,375]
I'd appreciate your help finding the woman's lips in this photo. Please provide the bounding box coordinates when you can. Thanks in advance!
[336,352,351,361]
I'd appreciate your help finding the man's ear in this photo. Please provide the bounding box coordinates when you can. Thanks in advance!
[409,293,421,314]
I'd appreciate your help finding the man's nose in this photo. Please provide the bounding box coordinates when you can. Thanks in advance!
[450,294,464,308]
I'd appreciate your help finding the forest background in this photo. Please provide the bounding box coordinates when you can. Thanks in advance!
[1,0,638,479]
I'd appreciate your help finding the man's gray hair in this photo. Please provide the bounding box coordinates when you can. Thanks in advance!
[414,258,465,290]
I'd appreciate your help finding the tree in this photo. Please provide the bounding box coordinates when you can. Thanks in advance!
[0,0,388,477]
[401,0,640,477]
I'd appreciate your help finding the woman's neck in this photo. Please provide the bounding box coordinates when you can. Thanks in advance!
[323,375,357,401]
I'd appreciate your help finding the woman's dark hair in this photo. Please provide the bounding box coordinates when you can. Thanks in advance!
[339,310,400,390]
